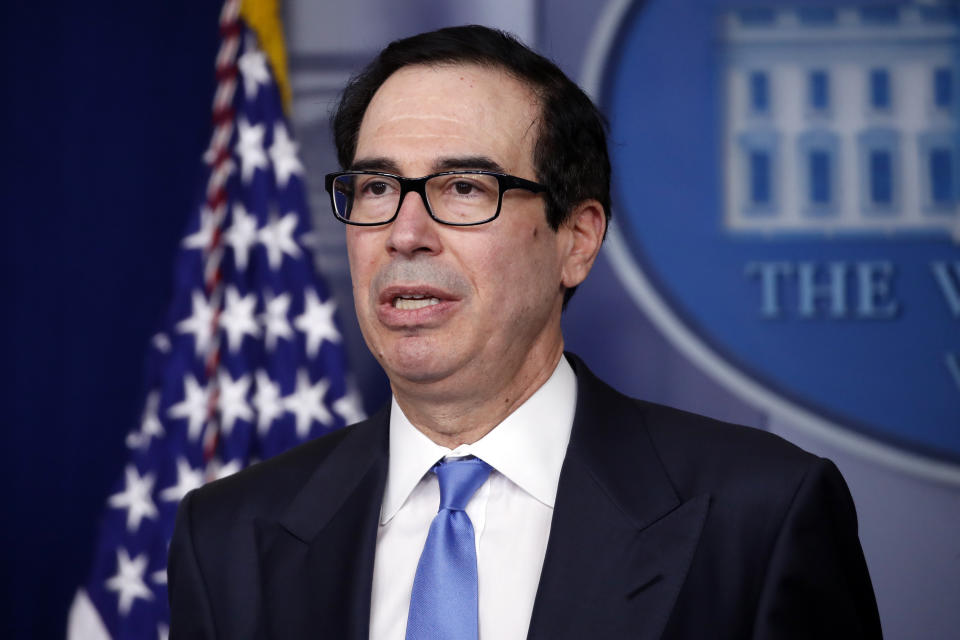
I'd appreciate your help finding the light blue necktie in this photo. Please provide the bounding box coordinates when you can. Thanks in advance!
[405,456,493,640]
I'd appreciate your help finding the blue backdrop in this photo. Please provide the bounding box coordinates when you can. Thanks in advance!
[2,2,221,635]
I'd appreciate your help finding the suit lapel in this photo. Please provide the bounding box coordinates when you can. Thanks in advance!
[255,409,389,640]
[527,356,710,640]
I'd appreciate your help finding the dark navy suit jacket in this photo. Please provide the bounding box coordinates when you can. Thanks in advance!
[169,354,882,639]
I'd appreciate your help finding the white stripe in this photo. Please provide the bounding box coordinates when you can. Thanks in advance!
[66,589,112,640]
[220,0,240,24]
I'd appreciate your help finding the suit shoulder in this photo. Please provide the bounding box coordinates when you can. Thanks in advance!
[638,399,812,463]
[568,352,817,482]
[633,398,822,502]
[568,351,821,503]
[185,412,383,522]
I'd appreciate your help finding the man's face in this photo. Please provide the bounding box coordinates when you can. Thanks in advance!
[346,63,574,409]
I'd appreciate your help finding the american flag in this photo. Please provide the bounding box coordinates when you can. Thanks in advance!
[67,2,363,638]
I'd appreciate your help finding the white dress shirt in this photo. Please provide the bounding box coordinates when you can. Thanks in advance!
[369,357,577,640]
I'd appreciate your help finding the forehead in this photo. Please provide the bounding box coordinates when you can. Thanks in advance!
[354,63,541,175]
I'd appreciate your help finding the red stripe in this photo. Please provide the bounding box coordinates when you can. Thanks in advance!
[215,65,238,82]
[219,21,242,38]
[212,106,235,126]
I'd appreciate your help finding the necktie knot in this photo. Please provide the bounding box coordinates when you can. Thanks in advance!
[434,456,492,512]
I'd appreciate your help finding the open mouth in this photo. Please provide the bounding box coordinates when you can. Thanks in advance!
[393,295,442,310]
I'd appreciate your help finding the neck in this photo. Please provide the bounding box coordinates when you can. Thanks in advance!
[393,344,565,449]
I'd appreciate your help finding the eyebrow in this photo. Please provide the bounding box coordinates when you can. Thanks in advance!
[349,157,401,173]
[433,156,506,173]
[349,156,508,175]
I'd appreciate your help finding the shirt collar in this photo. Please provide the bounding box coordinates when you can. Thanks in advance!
[381,356,577,524]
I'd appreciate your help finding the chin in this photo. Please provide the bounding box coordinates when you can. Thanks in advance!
[380,338,462,386]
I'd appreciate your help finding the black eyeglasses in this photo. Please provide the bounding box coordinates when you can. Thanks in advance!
[324,170,548,226]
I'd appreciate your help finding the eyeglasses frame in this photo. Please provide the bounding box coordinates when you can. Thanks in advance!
[323,170,548,227]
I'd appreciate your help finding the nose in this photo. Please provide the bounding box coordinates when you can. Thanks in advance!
[386,190,441,257]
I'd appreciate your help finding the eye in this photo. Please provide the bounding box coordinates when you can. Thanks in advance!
[443,177,492,198]
[364,181,389,196]
[354,176,398,199]
[453,181,477,195]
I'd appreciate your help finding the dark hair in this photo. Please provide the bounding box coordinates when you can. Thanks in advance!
[332,25,611,302]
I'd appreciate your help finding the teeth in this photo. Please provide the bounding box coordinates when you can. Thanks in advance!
[394,296,441,310]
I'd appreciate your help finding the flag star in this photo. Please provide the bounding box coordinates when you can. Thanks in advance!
[160,457,205,503]
[237,47,270,98]
[176,290,215,358]
[181,207,216,251]
[219,286,260,352]
[158,624,169,640]
[127,391,165,449]
[224,203,259,271]
[260,291,294,351]
[105,548,154,616]
[167,375,210,441]
[217,370,253,436]
[252,370,284,436]
[236,118,268,183]
[269,123,304,188]
[108,465,158,532]
[283,370,333,439]
[258,211,302,271]
[152,568,167,585]
[333,384,367,425]
[294,289,340,358]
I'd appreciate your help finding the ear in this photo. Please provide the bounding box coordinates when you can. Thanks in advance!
[559,199,606,289]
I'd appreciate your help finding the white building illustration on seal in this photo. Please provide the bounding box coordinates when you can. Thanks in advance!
[721,3,959,238]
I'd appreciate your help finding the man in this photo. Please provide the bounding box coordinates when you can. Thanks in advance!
[169,25,881,639]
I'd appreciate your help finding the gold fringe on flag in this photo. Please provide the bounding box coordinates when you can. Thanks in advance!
[240,0,292,113]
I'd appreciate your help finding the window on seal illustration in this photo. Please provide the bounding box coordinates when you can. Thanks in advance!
[738,130,779,216]
[857,128,899,216]
[860,6,899,25]
[919,5,960,23]
[869,68,892,112]
[933,67,953,110]
[798,7,837,25]
[798,131,839,217]
[870,151,893,206]
[930,149,953,204]
[748,71,770,115]
[751,151,772,205]
[919,132,958,212]
[808,70,830,114]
